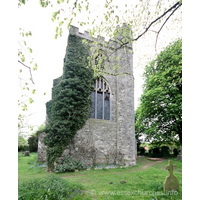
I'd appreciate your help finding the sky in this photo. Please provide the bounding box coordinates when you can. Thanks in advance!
[18,0,182,132]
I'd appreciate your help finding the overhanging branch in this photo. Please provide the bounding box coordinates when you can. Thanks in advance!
[133,1,182,42]
[154,1,182,54]
[18,60,35,84]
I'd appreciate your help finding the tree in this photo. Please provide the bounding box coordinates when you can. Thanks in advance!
[39,1,181,52]
[18,134,29,151]
[18,29,37,130]
[18,1,47,142]
[135,39,182,145]
[43,34,95,170]
[28,135,38,152]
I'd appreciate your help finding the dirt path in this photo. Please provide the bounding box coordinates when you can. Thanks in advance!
[140,159,167,170]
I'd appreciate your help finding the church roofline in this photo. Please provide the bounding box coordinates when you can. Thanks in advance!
[69,25,133,50]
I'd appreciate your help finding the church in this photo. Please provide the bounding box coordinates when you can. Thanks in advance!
[38,24,137,166]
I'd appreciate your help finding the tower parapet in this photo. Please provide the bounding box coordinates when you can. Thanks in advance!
[69,25,132,50]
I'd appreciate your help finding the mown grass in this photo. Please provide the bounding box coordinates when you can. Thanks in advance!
[18,152,48,181]
[18,153,182,200]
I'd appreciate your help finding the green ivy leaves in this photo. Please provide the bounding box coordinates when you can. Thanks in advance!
[44,34,95,170]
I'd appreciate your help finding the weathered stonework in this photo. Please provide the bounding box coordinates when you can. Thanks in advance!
[37,132,47,162]
[163,160,179,192]
[38,24,136,166]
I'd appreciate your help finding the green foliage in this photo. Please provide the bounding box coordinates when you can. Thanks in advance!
[45,100,52,122]
[18,135,28,147]
[135,39,182,145]
[138,147,145,155]
[18,145,29,152]
[54,156,86,173]
[173,148,179,156]
[28,135,38,152]
[44,34,95,170]
[160,146,169,157]
[53,76,62,87]
[38,123,46,132]
[18,174,84,200]
[18,26,39,135]
[160,146,170,157]
[151,147,160,157]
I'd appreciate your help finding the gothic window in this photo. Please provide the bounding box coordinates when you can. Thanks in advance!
[90,78,110,120]
[95,49,105,70]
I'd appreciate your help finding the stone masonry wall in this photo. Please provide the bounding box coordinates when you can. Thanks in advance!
[37,25,136,167]
[37,132,47,162]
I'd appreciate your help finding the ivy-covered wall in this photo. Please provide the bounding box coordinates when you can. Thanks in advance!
[38,25,136,168]
[42,32,95,170]
[45,76,62,122]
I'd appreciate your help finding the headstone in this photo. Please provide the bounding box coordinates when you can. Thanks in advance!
[24,151,30,156]
[177,146,182,161]
[163,160,179,192]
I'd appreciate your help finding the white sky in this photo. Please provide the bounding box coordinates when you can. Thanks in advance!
[18,0,182,131]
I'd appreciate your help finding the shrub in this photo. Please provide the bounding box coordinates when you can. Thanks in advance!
[160,146,170,157]
[28,135,38,152]
[152,147,160,154]
[18,134,29,151]
[173,148,179,156]
[18,174,84,200]
[18,145,29,152]
[138,147,145,155]
[149,147,160,157]
[54,156,86,173]
[136,140,141,152]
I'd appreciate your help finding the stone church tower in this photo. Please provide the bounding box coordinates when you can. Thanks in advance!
[38,24,137,166]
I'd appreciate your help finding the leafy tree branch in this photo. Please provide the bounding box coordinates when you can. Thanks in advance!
[18,60,35,84]
[133,1,182,42]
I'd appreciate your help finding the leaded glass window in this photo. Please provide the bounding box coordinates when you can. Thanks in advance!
[90,78,110,120]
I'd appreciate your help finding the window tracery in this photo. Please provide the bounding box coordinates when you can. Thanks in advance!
[90,77,110,120]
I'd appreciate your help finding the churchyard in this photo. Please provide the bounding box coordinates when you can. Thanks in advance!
[18,1,183,199]
[18,29,182,199]
[18,152,182,200]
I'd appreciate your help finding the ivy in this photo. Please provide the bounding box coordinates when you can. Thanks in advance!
[43,34,95,171]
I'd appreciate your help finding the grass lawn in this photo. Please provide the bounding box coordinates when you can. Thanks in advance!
[18,153,182,200]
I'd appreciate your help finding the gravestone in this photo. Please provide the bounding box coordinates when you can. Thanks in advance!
[177,146,182,161]
[163,160,179,192]
[24,151,30,156]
